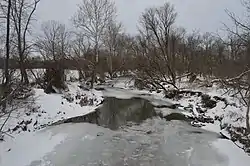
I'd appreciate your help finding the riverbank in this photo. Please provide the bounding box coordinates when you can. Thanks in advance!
[0,76,250,166]
[117,77,250,153]
[164,80,250,153]
[87,76,250,153]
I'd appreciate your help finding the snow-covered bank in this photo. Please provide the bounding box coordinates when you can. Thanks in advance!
[172,81,250,153]
[0,82,103,135]
[0,129,66,166]
[0,80,104,166]
[213,139,250,166]
[1,76,250,166]
[103,77,250,153]
[0,76,107,166]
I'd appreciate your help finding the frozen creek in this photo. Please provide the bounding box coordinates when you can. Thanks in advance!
[29,95,230,166]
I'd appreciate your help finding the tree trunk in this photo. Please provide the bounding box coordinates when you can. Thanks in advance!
[90,41,100,88]
[20,60,29,84]
[90,64,97,89]
[18,37,29,84]
[247,44,250,131]
[4,0,11,86]
[78,70,84,80]
[247,101,250,132]
[168,36,176,86]
[108,52,113,79]
[16,6,29,85]
[90,50,99,89]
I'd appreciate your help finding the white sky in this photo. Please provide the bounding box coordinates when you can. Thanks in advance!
[35,0,245,35]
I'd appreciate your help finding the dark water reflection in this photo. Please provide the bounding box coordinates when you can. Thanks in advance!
[63,97,157,130]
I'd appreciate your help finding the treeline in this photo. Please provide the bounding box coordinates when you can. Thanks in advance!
[0,0,249,88]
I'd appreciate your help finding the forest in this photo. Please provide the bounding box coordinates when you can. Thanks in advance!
[1,0,250,165]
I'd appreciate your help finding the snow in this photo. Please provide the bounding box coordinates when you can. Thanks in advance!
[165,77,250,164]
[110,77,134,89]
[65,70,79,81]
[161,77,250,162]
[1,75,250,165]
[0,81,103,135]
[0,79,104,166]
[27,69,46,83]
[0,123,113,166]
[34,82,103,123]
[0,129,67,166]
[104,77,249,136]
[201,121,222,133]
[164,78,249,134]
[213,139,250,166]
[192,102,199,117]
[102,87,137,99]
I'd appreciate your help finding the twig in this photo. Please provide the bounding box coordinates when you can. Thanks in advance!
[1,130,14,139]
[0,110,11,132]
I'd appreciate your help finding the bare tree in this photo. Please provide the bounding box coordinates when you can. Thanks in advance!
[35,20,71,92]
[218,70,250,131]
[72,33,91,59]
[184,31,201,75]
[137,2,178,89]
[71,32,92,80]
[220,0,250,131]
[0,0,11,125]
[73,0,116,88]
[36,20,71,61]
[8,0,40,84]
[0,0,11,86]
[103,20,122,78]
[4,0,11,86]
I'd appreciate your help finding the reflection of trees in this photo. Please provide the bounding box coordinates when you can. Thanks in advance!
[97,97,156,130]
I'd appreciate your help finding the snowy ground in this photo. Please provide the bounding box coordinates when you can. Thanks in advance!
[0,82,103,134]
[213,139,250,166]
[166,79,250,151]
[2,118,250,166]
[0,76,250,166]
[0,79,104,166]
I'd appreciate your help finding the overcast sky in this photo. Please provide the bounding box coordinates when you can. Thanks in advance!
[35,0,245,35]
